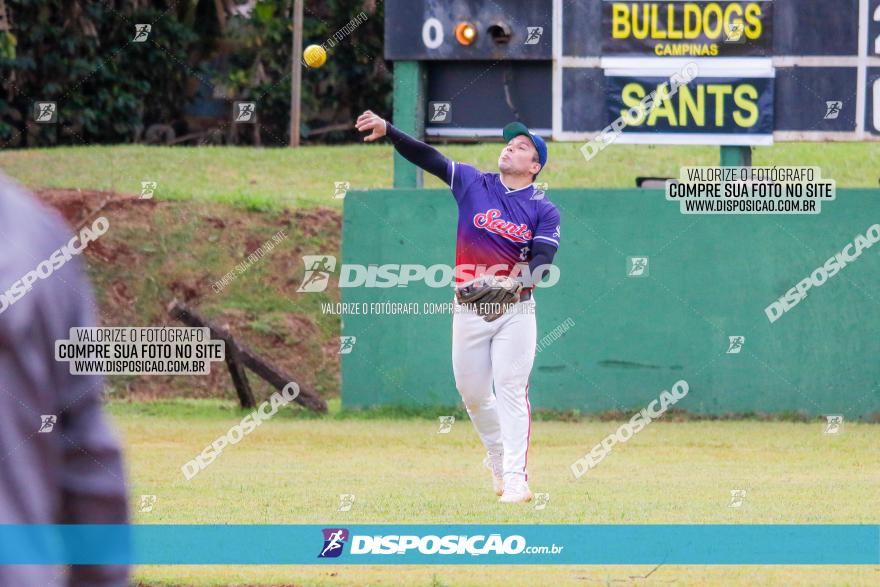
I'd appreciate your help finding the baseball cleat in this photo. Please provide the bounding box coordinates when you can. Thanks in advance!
[498,480,532,504]
[483,453,504,496]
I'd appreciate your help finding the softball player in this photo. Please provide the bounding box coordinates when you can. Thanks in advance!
[355,111,560,503]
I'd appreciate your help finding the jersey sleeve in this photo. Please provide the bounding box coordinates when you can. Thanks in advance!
[533,203,561,249]
[447,161,483,203]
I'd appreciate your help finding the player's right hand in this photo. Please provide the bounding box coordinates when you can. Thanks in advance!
[355,110,387,142]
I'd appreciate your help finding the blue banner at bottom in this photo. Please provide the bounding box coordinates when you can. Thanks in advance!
[0,525,877,565]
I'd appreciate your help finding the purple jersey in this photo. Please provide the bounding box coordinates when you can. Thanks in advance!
[447,161,560,286]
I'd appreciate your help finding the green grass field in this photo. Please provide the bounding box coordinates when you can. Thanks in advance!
[111,400,880,586]
[5,144,878,585]
[1,142,878,209]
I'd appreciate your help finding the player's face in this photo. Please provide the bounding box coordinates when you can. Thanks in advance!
[498,135,541,177]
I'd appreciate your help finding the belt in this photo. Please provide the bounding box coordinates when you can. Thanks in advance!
[453,289,532,304]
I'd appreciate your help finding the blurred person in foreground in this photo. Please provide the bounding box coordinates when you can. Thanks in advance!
[0,172,129,586]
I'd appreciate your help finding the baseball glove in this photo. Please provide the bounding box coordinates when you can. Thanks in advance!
[455,275,523,322]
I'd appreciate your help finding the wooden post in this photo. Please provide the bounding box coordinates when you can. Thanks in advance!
[289,0,304,147]
[224,341,255,408]
[720,145,752,167]
[168,300,328,413]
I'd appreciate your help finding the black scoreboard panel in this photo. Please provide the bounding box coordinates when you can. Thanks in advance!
[772,0,858,55]
[425,61,553,135]
[385,0,880,141]
[774,67,858,131]
[385,0,552,60]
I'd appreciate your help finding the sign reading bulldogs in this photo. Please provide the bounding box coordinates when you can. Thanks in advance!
[603,1,774,57]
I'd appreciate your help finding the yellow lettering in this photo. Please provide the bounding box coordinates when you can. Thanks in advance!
[678,85,705,126]
[724,4,743,40]
[744,4,762,40]
[632,5,650,39]
[612,4,630,38]
[683,4,702,39]
[706,84,733,126]
[647,83,677,126]
[621,83,648,126]
[703,3,723,39]
[667,5,682,39]
[651,5,665,39]
[733,84,759,127]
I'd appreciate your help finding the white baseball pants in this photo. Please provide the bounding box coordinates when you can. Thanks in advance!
[452,298,537,485]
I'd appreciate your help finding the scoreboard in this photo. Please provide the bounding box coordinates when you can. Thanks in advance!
[385,0,880,144]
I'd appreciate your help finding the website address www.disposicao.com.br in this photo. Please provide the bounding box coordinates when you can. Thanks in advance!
[318,529,564,559]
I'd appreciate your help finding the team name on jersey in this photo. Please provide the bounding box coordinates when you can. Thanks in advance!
[472,209,533,244]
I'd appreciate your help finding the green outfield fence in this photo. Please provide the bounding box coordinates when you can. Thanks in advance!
[341,188,880,418]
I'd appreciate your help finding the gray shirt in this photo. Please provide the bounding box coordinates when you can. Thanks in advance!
[0,173,129,586]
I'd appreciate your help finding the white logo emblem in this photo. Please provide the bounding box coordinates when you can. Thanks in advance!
[234,102,257,123]
[726,336,745,354]
[525,27,544,45]
[437,416,455,433]
[627,256,649,277]
[133,24,151,42]
[338,494,356,512]
[297,255,336,292]
[338,336,357,355]
[728,489,746,508]
[429,101,451,123]
[139,494,157,512]
[34,102,57,123]
[38,415,57,433]
[823,415,844,435]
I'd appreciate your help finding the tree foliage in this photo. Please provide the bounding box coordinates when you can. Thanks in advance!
[0,0,391,147]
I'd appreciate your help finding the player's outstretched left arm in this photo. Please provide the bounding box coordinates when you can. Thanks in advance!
[355,110,450,183]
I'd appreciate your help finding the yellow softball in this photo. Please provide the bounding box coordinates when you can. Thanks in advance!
[303,44,327,68]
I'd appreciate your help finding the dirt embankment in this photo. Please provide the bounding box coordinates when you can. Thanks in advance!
[36,189,342,402]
